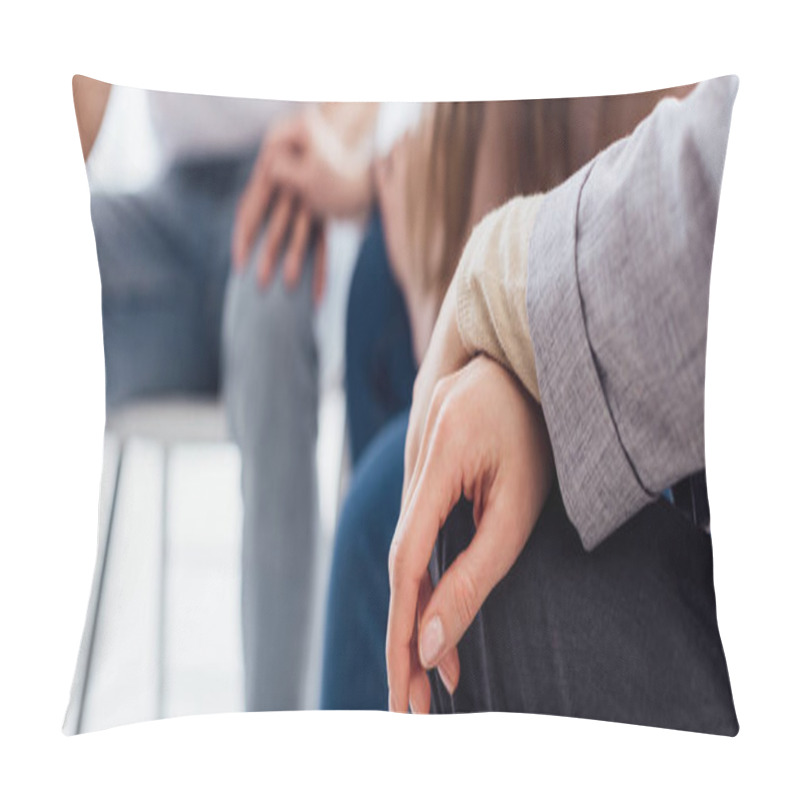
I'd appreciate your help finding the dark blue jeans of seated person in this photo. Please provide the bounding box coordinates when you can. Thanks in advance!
[320,210,416,710]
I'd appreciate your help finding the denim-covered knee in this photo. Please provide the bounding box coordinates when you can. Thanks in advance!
[321,413,407,709]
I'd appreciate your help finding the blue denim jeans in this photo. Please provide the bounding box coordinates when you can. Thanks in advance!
[343,211,416,465]
[320,210,416,709]
[320,412,408,709]
[93,153,319,711]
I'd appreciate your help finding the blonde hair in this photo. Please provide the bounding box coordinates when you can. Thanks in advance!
[403,100,575,307]
[402,90,686,307]
[404,103,484,303]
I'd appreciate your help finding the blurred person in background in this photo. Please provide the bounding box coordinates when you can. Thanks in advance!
[73,77,376,711]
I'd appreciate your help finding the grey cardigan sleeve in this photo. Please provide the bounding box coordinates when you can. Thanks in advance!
[526,76,738,551]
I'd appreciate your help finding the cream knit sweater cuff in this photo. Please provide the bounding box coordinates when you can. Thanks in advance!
[456,194,544,401]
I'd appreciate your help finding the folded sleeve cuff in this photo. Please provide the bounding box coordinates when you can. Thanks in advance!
[456,195,544,402]
[526,162,655,551]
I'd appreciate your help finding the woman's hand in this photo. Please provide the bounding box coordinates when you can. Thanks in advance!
[386,350,554,714]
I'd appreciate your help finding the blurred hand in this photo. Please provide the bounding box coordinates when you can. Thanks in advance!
[386,312,554,712]
[232,111,353,304]
[260,109,374,219]
[232,108,374,303]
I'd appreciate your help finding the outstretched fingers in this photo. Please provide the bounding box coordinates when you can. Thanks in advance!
[256,192,294,288]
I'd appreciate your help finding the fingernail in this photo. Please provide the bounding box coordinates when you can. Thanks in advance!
[438,663,456,696]
[420,616,444,668]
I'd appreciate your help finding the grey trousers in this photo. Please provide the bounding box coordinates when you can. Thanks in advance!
[428,489,739,735]
[222,252,318,712]
[92,153,318,712]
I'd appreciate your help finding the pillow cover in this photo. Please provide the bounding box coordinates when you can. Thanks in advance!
[65,77,737,735]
